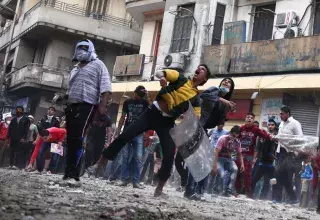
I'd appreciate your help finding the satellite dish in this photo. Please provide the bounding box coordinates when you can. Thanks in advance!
[164,55,172,67]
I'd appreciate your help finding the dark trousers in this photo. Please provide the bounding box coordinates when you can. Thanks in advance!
[10,141,30,169]
[318,181,320,208]
[140,153,154,183]
[102,105,175,182]
[65,103,95,179]
[185,172,209,196]
[36,142,51,171]
[251,165,275,199]
[273,169,297,202]
[175,152,188,187]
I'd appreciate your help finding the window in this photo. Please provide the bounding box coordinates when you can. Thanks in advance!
[252,4,276,41]
[86,0,109,16]
[314,0,320,35]
[170,4,195,53]
[212,3,226,45]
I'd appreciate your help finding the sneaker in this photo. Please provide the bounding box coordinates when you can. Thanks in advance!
[119,181,129,187]
[11,166,19,170]
[46,171,52,175]
[176,186,185,192]
[133,183,145,189]
[222,191,232,197]
[189,193,201,201]
[288,199,299,205]
[67,178,81,188]
[30,169,41,174]
[86,165,98,178]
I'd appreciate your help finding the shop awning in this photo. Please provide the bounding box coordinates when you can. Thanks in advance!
[111,73,320,92]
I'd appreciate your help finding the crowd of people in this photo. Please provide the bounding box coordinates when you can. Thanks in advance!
[0,39,319,216]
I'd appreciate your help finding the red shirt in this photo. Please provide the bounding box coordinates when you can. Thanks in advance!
[240,125,270,156]
[0,122,9,140]
[29,127,66,164]
[144,130,155,148]
[312,154,320,192]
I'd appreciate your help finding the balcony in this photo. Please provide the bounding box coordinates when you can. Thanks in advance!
[0,0,142,50]
[125,0,165,25]
[7,63,69,92]
[203,35,320,75]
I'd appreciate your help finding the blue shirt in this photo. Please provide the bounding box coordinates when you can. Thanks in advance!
[209,128,229,148]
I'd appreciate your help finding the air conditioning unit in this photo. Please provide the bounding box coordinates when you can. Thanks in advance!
[275,11,297,28]
[164,53,185,69]
[273,26,301,40]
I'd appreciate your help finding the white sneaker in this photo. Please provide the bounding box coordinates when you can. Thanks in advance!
[67,179,81,188]
[11,166,19,170]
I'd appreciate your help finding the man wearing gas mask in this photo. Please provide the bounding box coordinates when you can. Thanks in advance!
[53,39,112,186]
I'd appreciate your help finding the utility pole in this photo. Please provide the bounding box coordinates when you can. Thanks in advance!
[0,0,21,108]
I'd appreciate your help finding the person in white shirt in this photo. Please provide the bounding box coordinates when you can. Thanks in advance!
[273,105,303,204]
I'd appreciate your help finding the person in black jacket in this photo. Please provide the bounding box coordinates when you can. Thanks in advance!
[184,77,235,200]
[39,107,60,129]
[7,106,30,169]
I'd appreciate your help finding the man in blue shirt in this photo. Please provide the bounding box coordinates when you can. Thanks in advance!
[209,123,229,149]
[207,123,229,194]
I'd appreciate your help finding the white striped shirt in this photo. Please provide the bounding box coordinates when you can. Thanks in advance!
[68,59,112,105]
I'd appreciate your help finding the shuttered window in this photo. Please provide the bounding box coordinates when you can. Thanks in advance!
[212,3,226,45]
[170,4,195,53]
[252,4,276,41]
[314,0,320,35]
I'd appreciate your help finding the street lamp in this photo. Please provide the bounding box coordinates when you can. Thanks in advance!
[0,0,21,110]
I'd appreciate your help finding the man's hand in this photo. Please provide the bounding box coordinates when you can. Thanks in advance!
[160,77,167,88]
[252,158,257,167]
[33,141,37,145]
[240,164,245,172]
[219,98,236,111]
[20,139,25,143]
[212,164,218,176]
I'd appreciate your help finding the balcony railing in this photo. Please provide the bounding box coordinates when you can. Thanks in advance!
[24,0,136,28]
[0,25,11,37]
[8,63,69,89]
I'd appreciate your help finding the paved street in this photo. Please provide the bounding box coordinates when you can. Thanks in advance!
[0,169,318,220]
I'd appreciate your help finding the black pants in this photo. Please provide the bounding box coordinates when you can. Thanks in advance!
[65,103,95,179]
[175,152,188,187]
[140,153,154,183]
[273,169,297,202]
[251,165,275,199]
[102,105,175,182]
[10,141,30,169]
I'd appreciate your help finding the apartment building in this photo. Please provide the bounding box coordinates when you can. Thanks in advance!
[0,0,142,120]
[112,0,320,134]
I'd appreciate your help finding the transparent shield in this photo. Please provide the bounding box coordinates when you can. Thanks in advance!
[169,103,213,182]
[276,134,319,155]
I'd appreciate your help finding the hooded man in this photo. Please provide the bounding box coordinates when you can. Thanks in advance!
[88,64,210,197]
[7,106,30,169]
[184,77,236,200]
[53,39,112,186]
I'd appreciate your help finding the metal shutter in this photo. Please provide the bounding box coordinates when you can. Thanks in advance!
[289,101,319,136]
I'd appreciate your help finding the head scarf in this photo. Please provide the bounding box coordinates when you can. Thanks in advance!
[72,39,98,62]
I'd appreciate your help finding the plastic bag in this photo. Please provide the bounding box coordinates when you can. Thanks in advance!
[275,134,319,156]
[170,103,213,182]
[51,143,64,156]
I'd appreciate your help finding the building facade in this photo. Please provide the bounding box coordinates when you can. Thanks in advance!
[0,0,142,120]
[111,0,320,136]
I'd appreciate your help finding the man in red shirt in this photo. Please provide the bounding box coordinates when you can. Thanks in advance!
[235,112,271,197]
[26,127,66,174]
[0,113,11,166]
[311,154,320,214]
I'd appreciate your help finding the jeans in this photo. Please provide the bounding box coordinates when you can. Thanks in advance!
[109,148,124,181]
[235,156,253,195]
[121,135,143,184]
[102,105,176,182]
[213,157,238,194]
[49,153,60,172]
[36,142,51,171]
[140,153,154,183]
[251,165,275,199]
[65,103,95,179]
